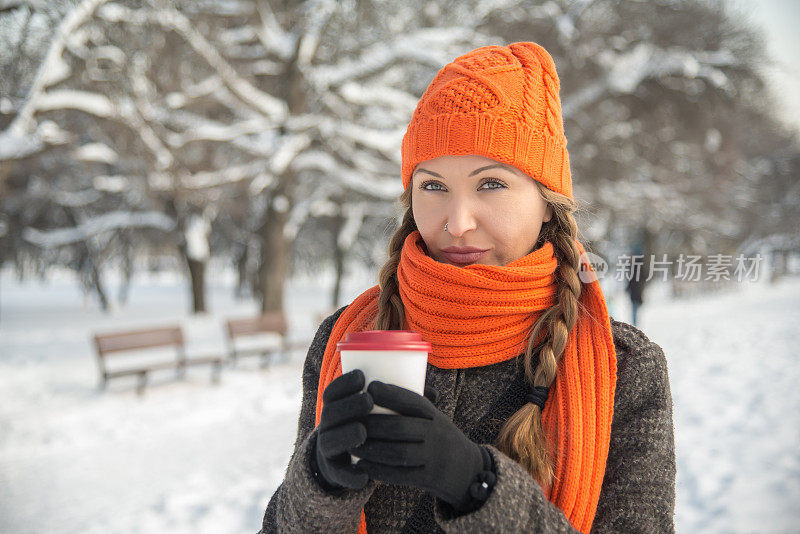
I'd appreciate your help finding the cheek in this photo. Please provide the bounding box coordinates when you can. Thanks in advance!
[411,200,436,241]
[486,201,543,259]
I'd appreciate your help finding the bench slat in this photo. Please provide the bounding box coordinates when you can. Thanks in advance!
[226,313,287,337]
[182,356,224,366]
[105,361,179,378]
[95,326,184,354]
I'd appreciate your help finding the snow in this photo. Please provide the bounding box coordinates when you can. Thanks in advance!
[1,267,799,533]
[166,118,271,148]
[271,195,290,214]
[292,150,403,200]
[39,55,72,89]
[246,172,275,197]
[184,216,210,262]
[22,211,175,248]
[270,133,312,175]
[309,28,471,90]
[337,203,365,250]
[0,129,44,160]
[181,162,267,189]
[295,0,337,67]
[251,1,297,62]
[338,121,405,156]
[93,175,131,193]
[72,142,119,164]
[640,278,800,534]
[565,43,737,117]
[52,188,102,208]
[338,81,419,111]
[8,0,109,136]
[34,89,116,117]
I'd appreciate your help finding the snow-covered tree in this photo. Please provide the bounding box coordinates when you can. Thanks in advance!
[1,0,496,313]
[1,0,797,313]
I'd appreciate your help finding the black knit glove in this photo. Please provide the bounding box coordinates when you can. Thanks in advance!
[350,381,496,514]
[311,369,373,493]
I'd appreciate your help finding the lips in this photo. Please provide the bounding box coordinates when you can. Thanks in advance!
[440,246,489,265]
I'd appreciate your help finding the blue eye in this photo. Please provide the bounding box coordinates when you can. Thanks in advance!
[421,181,445,191]
[480,179,506,190]
[419,179,507,191]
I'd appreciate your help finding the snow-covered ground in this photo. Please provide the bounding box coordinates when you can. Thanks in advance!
[0,267,798,533]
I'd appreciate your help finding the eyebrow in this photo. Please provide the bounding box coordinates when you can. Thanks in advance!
[413,163,521,179]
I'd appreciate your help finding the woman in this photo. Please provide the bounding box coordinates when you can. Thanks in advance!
[259,42,675,533]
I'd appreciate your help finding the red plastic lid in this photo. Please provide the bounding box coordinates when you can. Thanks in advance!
[337,330,432,352]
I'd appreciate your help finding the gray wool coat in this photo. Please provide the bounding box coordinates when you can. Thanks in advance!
[258,306,676,533]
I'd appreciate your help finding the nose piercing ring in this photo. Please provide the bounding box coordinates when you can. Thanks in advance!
[444,223,449,232]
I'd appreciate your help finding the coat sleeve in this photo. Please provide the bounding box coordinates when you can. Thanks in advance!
[258,307,379,534]
[431,322,677,533]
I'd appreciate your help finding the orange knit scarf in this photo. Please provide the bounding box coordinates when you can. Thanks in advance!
[316,230,617,533]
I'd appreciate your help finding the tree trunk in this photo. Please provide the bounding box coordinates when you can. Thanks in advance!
[68,209,109,312]
[254,40,306,314]
[90,262,109,312]
[176,240,208,314]
[235,244,249,299]
[185,255,207,313]
[332,245,345,309]
[169,204,210,315]
[771,249,786,284]
[331,214,346,309]
[257,204,290,313]
[117,238,133,306]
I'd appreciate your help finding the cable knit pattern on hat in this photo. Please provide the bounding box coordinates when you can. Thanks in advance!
[401,42,572,198]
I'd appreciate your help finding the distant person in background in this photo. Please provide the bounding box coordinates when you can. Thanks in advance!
[626,258,646,327]
[260,42,675,533]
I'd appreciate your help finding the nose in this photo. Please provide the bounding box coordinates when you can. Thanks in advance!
[445,198,478,237]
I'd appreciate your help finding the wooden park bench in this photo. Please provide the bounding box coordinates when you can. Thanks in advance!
[225,313,301,367]
[94,325,223,395]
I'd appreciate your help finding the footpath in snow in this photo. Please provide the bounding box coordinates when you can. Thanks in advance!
[0,269,798,533]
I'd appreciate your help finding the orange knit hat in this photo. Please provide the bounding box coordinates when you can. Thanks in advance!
[401,42,572,199]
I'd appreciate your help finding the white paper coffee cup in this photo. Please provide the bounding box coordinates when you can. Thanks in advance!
[337,330,432,463]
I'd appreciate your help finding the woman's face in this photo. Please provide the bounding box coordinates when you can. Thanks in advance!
[411,154,553,267]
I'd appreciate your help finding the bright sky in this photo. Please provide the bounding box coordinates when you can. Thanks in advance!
[731,0,800,133]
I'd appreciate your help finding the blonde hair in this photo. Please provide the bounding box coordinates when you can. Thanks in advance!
[374,180,584,488]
